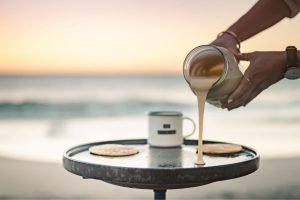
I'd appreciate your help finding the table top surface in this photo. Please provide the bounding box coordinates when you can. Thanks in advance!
[63,139,259,190]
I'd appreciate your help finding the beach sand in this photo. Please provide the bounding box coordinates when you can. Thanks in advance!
[0,156,299,200]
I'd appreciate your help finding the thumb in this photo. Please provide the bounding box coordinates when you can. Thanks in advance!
[239,52,254,61]
[232,52,242,61]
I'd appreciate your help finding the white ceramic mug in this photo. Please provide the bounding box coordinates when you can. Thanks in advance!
[148,111,196,147]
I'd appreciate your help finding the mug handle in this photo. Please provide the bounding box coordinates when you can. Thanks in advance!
[183,116,196,138]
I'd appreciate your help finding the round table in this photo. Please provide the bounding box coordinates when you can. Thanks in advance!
[63,139,259,200]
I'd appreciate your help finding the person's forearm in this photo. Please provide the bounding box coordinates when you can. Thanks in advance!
[227,0,291,42]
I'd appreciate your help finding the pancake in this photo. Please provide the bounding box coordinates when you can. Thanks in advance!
[89,144,139,157]
[203,143,242,155]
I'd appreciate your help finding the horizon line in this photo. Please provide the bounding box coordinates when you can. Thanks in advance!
[0,72,182,76]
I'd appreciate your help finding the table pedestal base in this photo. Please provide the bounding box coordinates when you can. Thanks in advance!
[154,190,166,200]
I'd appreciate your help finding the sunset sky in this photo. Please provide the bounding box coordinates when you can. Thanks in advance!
[0,0,299,74]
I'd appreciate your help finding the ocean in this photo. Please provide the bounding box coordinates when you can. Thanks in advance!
[0,74,299,162]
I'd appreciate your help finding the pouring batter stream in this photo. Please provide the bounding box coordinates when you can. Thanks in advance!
[189,53,224,165]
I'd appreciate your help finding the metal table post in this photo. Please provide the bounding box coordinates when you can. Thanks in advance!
[154,190,166,200]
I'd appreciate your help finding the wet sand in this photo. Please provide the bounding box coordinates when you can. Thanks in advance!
[0,156,299,199]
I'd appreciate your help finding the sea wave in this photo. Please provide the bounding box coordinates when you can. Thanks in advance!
[0,75,300,119]
[0,99,193,119]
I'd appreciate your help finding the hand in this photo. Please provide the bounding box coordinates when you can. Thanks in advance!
[225,51,287,110]
[211,33,241,60]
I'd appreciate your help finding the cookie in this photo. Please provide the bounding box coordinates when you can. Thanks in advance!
[89,144,139,157]
[203,143,242,155]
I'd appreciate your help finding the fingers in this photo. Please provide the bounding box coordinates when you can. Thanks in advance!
[225,76,256,110]
[243,83,268,107]
[243,88,263,107]
[210,37,241,61]
[232,52,242,62]
[224,51,257,110]
[234,52,252,64]
[235,53,243,61]
[239,53,253,61]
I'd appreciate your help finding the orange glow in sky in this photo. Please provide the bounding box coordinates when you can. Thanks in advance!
[0,0,299,74]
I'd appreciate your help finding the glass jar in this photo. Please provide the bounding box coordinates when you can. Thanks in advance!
[183,45,243,107]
